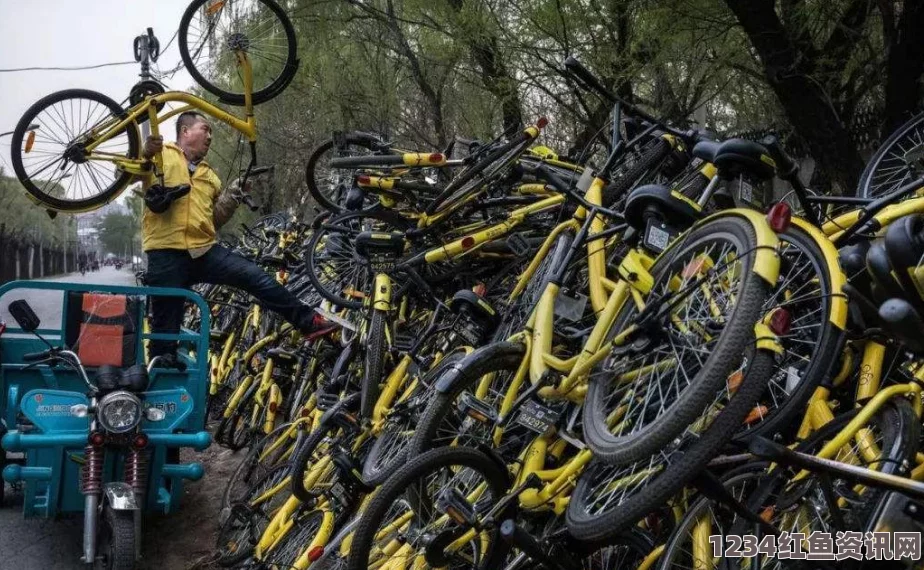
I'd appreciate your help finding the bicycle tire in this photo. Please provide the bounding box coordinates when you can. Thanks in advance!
[859,111,924,200]
[346,446,511,570]
[179,0,298,106]
[602,137,672,207]
[306,209,411,310]
[361,351,466,485]
[656,465,771,570]
[407,342,527,457]
[289,422,338,504]
[216,464,290,566]
[360,308,389,419]
[11,89,140,212]
[305,135,387,212]
[424,134,532,216]
[566,344,776,541]
[222,421,295,510]
[733,224,844,442]
[582,216,773,464]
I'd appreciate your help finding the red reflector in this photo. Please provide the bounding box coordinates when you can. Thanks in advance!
[300,407,311,418]
[768,308,792,336]
[766,202,791,233]
[90,432,106,447]
[473,283,487,297]
[536,117,549,129]
[307,546,324,562]
[269,402,278,413]
[461,236,476,249]
[133,434,149,449]
[357,175,371,185]
[428,153,444,163]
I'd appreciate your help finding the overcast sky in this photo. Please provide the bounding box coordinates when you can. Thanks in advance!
[0,0,198,176]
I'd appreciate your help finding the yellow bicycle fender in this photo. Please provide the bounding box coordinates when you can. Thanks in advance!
[264,384,282,434]
[373,274,392,311]
[754,322,784,355]
[790,217,848,329]
[224,375,254,418]
[698,208,780,286]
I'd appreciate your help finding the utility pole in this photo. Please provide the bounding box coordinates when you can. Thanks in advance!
[133,28,160,140]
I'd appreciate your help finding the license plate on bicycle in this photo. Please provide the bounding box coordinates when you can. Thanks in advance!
[515,400,561,434]
[369,255,395,272]
[328,480,350,510]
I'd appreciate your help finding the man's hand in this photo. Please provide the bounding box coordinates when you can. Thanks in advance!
[142,135,164,159]
[227,176,253,200]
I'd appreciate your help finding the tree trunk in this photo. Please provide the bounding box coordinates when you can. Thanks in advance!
[446,0,522,132]
[725,0,863,194]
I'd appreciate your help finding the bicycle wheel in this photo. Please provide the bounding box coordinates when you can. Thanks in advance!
[583,215,773,465]
[733,224,844,441]
[408,342,531,458]
[216,464,290,566]
[307,209,411,310]
[222,422,297,510]
[425,134,535,217]
[305,135,386,212]
[656,464,771,570]
[601,136,672,207]
[566,344,776,541]
[360,308,389,419]
[859,112,924,199]
[260,508,326,569]
[289,421,347,504]
[179,0,298,106]
[362,351,466,486]
[11,89,140,212]
[346,446,511,570]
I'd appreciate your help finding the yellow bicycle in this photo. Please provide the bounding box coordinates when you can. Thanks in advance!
[10,0,298,213]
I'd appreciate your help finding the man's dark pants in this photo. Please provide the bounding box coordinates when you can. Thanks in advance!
[145,245,313,357]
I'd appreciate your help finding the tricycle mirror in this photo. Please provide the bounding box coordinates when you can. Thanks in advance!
[8,299,41,332]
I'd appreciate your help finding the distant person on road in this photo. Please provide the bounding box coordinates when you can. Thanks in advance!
[141,111,319,361]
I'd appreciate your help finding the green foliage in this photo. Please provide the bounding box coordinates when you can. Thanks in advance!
[96,212,139,256]
[0,173,76,247]
[197,0,918,205]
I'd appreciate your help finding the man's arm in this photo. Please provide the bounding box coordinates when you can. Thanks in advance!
[213,188,240,230]
[213,177,250,230]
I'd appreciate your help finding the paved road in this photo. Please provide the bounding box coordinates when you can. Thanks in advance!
[0,266,138,331]
[0,267,233,570]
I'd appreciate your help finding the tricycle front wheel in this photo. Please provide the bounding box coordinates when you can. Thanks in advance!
[95,507,135,570]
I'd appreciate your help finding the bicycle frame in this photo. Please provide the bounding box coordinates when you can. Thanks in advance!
[79,52,258,182]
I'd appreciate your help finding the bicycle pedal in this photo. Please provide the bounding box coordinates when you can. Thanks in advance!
[437,488,478,526]
[392,334,415,353]
[505,233,532,258]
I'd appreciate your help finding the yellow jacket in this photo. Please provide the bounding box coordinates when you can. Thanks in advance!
[142,143,225,252]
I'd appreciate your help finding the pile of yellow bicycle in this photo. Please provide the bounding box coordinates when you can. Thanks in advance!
[9,1,924,568]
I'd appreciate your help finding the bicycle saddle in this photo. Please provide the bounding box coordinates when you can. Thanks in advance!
[883,213,924,315]
[144,183,191,214]
[449,289,499,327]
[623,184,702,234]
[355,231,406,258]
[691,140,721,164]
[712,139,776,180]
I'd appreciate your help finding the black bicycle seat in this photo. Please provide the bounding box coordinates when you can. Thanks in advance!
[623,184,702,233]
[692,140,721,164]
[713,139,776,180]
[144,183,191,214]
[355,231,406,258]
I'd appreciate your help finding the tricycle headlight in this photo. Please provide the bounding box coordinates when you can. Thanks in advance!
[97,391,142,433]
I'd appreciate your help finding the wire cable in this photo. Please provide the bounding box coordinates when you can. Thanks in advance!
[0,61,137,73]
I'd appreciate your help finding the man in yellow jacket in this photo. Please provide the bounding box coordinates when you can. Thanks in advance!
[142,111,316,359]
